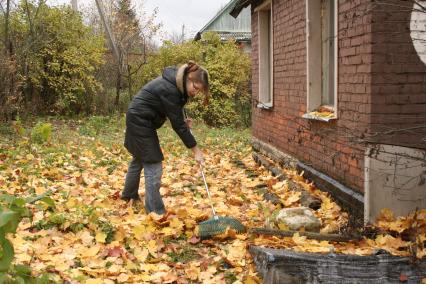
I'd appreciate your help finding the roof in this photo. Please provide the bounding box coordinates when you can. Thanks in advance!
[195,0,251,41]
[230,0,252,18]
[217,31,251,41]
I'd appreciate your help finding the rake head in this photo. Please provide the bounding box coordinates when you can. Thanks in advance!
[198,216,246,239]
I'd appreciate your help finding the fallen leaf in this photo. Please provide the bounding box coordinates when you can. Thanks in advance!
[188,236,200,244]
[377,208,395,222]
[95,232,107,243]
[399,273,408,282]
[107,246,124,258]
[184,263,200,281]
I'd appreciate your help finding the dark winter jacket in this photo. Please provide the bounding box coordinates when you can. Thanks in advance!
[124,65,196,163]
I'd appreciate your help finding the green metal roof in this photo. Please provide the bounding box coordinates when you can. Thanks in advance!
[196,0,251,41]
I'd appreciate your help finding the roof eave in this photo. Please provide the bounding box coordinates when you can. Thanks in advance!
[199,0,240,34]
[230,0,252,18]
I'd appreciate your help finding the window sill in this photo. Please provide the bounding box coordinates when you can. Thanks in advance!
[302,110,337,122]
[257,103,273,110]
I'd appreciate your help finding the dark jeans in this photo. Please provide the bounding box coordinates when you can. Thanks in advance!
[122,158,165,214]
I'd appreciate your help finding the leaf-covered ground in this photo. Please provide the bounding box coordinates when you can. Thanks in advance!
[0,117,425,283]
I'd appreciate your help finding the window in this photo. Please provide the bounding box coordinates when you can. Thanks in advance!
[305,0,338,119]
[257,1,273,109]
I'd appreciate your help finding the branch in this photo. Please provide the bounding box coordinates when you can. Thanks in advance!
[34,0,46,20]
[23,0,34,37]
[369,125,426,137]
[411,37,426,43]
[128,61,145,76]
[373,1,426,13]
[413,0,426,12]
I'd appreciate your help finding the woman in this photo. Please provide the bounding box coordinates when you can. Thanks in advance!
[122,61,209,214]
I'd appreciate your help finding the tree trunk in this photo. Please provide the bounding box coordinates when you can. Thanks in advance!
[5,0,11,55]
[127,65,132,101]
[115,66,121,108]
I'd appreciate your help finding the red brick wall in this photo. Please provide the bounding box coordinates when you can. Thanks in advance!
[370,0,426,149]
[251,0,374,192]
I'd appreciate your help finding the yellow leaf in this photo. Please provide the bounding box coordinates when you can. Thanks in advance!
[375,234,407,250]
[185,263,200,280]
[66,198,77,208]
[95,232,106,243]
[79,231,94,246]
[162,271,178,283]
[15,252,32,263]
[176,208,188,218]
[245,275,262,284]
[417,249,426,259]
[292,233,307,245]
[117,273,130,283]
[134,247,149,262]
[272,181,286,190]
[80,246,100,258]
[134,274,151,282]
[277,223,289,231]
[223,240,246,267]
[147,240,158,257]
[320,222,340,234]
[228,196,244,206]
[107,264,121,275]
[184,219,196,229]
[283,191,301,207]
[114,226,126,242]
[377,208,395,222]
[84,279,103,284]
[35,186,46,195]
[213,227,237,241]
[321,197,334,211]
[132,225,146,240]
[161,227,176,236]
[169,217,184,231]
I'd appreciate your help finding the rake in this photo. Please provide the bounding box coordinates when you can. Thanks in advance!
[198,165,246,239]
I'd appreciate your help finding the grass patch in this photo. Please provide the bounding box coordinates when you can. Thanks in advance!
[167,247,198,263]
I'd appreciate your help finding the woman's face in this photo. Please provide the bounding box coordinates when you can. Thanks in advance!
[186,76,203,97]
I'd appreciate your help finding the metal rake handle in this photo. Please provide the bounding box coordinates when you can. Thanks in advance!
[200,165,218,219]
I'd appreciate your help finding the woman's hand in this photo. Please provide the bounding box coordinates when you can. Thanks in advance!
[192,146,204,165]
[185,118,193,129]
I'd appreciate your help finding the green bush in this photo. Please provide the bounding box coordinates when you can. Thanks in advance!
[136,32,251,128]
[0,194,55,282]
[31,122,52,144]
[187,96,238,127]
[11,3,105,115]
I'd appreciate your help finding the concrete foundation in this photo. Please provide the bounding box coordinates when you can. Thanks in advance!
[365,144,426,222]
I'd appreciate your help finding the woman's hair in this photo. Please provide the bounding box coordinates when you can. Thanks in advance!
[186,60,210,105]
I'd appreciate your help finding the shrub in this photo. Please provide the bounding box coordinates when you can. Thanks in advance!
[11,3,105,115]
[31,122,52,144]
[136,32,251,128]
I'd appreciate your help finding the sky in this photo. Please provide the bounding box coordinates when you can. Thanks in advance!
[143,0,229,38]
[47,0,230,40]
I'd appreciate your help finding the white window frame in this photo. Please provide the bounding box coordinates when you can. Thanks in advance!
[306,0,338,117]
[256,0,273,109]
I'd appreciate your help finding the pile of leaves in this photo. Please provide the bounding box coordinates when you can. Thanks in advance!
[0,118,424,283]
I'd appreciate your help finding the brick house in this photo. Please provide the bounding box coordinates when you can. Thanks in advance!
[231,0,426,222]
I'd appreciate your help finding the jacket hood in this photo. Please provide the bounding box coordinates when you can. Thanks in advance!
[162,66,188,102]
[162,66,187,93]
